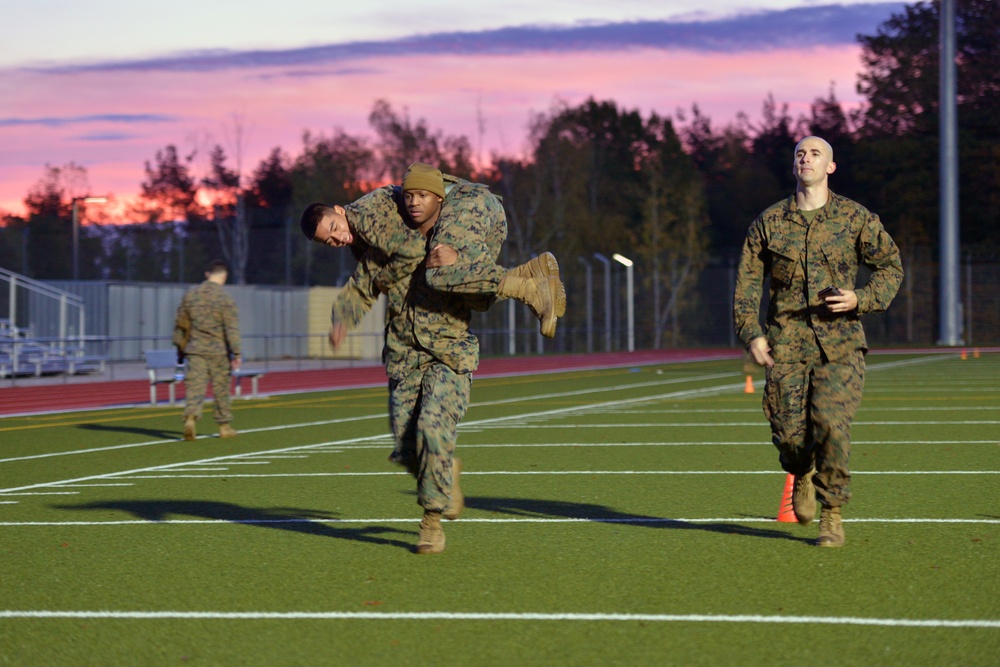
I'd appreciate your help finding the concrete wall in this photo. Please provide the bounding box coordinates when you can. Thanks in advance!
[43,281,386,362]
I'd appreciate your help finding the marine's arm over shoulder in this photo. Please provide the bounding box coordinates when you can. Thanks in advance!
[344,186,407,253]
[331,248,386,331]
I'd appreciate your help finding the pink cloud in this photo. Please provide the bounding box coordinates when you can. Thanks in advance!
[0,45,865,218]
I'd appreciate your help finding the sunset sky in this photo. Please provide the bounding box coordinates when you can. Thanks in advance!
[1,0,915,218]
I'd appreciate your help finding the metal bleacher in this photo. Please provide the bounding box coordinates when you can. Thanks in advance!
[1,267,107,379]
[0,319,105,378]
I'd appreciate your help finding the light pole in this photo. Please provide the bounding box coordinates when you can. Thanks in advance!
[577,257,594,353]
[613,253,634,352]
[72,196,108,280]
[593,253,612,352]
[938,0,961,345]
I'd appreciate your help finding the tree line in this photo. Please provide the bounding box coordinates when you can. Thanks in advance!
[1,0,997,347]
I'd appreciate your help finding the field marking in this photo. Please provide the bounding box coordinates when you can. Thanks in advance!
[0,371,735,465]
[0,413,387,464]
[215,461,272,465]
[606,406,1000,414]
[4,435,997,492]
[0,357,972,465]
[3,517,999,527]
[1,358,988,494]
[0,491,79,496]
[458,440,1000,446]
[240,456,309,459]
[470,421,1000,427]
[54,483,134,488]
[0,609,996,628]
[867,387,1000,393]
[0,378,750,493]
[105,469,1000,481]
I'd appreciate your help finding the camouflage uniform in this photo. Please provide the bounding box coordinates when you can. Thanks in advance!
[733,192,903,507]
[333,179,506,511]
[177,280,241,425]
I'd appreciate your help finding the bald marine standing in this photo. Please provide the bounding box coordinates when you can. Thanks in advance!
[733,136,903,547]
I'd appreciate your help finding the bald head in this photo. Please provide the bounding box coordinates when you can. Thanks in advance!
[792,136,836,189]
[795,136,834,161]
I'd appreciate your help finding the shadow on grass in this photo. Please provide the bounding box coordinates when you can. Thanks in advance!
[77,422,180,440]
[465,496,812,544]
[54,499,415,551]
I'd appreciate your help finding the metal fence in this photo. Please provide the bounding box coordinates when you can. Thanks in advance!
[2,244,997,378]
[471,248,1000,355]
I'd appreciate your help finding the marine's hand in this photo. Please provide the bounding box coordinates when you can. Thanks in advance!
[749,336,774,368]
[426,244,458,268]
[824,288,858,313]
[328,323,347,349]
[231,355,242,371]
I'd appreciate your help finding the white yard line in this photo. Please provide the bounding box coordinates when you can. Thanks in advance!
[0,609,996,628]
[0,378,748,493]
[613,406,1000,413]
[3,357,993,496]
[3,517,999,527]
[466,421,1000,427]
[0,491,79,496]
[103,469,1000,481]
[0,371,736,466]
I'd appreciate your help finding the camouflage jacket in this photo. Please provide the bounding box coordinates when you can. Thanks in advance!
[733,192,903,362]
[332,178,505,379]
[176,280,241,357]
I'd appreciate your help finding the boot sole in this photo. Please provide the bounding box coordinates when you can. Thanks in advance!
[537,253,567,338]
[538,253,568,317]
[416,544,446,554]
[416,533,446,554]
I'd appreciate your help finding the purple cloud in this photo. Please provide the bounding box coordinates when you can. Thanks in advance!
[0,114,178,127]
[33,3,907,74]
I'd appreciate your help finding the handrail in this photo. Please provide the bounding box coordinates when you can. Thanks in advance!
[2,267,88,375]
[0,267,84,306]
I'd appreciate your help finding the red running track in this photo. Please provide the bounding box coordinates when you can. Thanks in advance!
[0,350,741,417]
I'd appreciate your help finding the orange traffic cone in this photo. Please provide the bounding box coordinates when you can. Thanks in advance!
[776,473,797,522]
[744,375,755,394]
[961,349,968,360]
[974,348,981,358]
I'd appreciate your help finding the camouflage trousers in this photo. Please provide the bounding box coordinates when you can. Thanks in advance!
[387,357,471,512]
[763,349,865,507]
[182,354,233,424]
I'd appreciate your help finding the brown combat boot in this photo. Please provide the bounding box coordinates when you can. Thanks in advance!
[444,457,464,521]
[416,510,446,555]
[219,423,238,439]
[792,469,817,525]
[498,252,567,338]
[183,416,197,441]
[817,506,845,547]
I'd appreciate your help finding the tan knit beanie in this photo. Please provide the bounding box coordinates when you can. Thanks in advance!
[401,163,445,198]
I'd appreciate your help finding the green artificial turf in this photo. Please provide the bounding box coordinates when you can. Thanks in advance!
[1,353,998,665]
